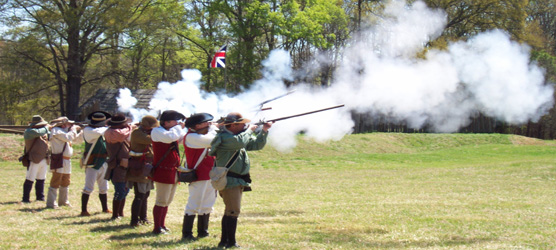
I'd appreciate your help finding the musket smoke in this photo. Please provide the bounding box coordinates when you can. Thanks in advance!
[117,0,553,150]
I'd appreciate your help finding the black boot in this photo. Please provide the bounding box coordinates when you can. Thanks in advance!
[80,193,90,216]
[182,214,196,241]
[119,199,126,217]
[218,215,229,248]
[139,191,150,224]
[197,213,210,238]
[22,180,33,203]
[111,199,121,220]
[130,193,143,227]
[226,216,240,248]
[35,179,45,201]
[99,193,111,213]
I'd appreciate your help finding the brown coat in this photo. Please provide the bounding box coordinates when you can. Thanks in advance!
[105,141,130,182]
[24,127,49,164]
[126,127,153,183]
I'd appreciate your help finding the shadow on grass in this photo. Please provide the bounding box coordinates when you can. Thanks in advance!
[19,207,48,213]
[0,201,21,205]
[68,217,113,225]
[90,222,131,232]
[113,236,222,250]
[109,233,223,249]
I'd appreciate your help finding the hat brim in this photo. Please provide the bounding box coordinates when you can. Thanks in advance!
[87,111,112,121]
[107,117,130,126]
[223,118,251,125]
[89,120,107,127]
[29,121,48,127]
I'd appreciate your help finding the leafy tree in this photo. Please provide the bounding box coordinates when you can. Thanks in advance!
[1,0,160,120]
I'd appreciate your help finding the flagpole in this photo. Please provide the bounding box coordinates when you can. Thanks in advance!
[225,43,229,91]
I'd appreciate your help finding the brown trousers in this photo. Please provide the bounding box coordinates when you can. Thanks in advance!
[50,172,71,188]
[219,186,243,217]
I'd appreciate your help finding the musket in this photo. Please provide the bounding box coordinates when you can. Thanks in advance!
[255,104,345,125]
[255,89,296,110]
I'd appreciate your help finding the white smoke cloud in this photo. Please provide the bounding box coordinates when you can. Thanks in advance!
[117,0,554,149]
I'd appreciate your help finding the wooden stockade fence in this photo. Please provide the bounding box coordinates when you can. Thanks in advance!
[0,125,27,134]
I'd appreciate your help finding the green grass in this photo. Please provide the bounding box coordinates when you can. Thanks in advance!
[1,133,556,249]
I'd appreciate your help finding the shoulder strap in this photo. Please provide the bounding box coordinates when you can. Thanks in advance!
[24,137,39,155]
[224,149,241,169]
[191,148,208,170]
[82,136,100,167]
[153,144,176,169]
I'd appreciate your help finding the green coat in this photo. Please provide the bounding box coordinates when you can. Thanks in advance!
[209,128,268,189]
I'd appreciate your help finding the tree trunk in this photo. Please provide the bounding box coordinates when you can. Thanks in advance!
[65,0,82,121]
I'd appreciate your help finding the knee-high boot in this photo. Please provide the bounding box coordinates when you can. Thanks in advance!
[218,215,229,248]
[111,199,121,220]
[80,193,90,216]
[118,199,126,217]
[197,213,210,238]
[161,206,169,232]
[139,191,150,224]
[130,193,143,227]
[152,205,166,234]
[226,216,240,248]
[182,214,196,241]
[35,179,45,201]
[58,186,70,206]
[46,187,58,208]
[99,193,111,213]
[22,180,34,203]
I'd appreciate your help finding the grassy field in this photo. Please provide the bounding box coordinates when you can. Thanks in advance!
[0,133,555,249]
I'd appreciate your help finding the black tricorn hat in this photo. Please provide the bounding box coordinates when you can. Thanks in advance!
[87,111,112,127]
[185,113,213,128]
[159,110,186,123]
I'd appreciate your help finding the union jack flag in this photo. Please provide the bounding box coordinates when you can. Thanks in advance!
[210,45,226,68]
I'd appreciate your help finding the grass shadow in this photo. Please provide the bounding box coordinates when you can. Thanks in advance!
[0,201,21,205]
[90,222,131,232]
[68,217,113,225]
[19,207,48,213]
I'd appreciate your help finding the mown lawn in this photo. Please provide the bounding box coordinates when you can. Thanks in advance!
[0,133,555,249]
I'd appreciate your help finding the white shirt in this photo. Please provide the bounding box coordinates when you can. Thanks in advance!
[185,125,217,149]
[151,125,186,143]
[50,126,81,157]
[83,126,108,144]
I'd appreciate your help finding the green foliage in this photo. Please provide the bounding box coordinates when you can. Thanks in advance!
[1,0,556,131]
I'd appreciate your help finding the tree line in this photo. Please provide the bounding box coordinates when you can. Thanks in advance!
[1,0,556,139]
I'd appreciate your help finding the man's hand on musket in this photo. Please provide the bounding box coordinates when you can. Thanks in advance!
[262,121,273,132]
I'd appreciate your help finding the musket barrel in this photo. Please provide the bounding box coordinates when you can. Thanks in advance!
[257,104,345,124]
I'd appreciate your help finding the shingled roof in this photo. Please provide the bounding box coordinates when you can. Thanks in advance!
[79,89,156,121]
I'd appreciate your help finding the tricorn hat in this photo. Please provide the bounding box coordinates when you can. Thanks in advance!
[159,110,186,123]
[185,113,214,128]
[222,112,251,125]
[50,116,75,127]
[87,111,112,127]
[140,115,159,129]
[107,113,129,127]
[29,115,48,127]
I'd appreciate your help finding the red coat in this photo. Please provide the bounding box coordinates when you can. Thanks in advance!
[151,141,179,184]
[183,140,215,181]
